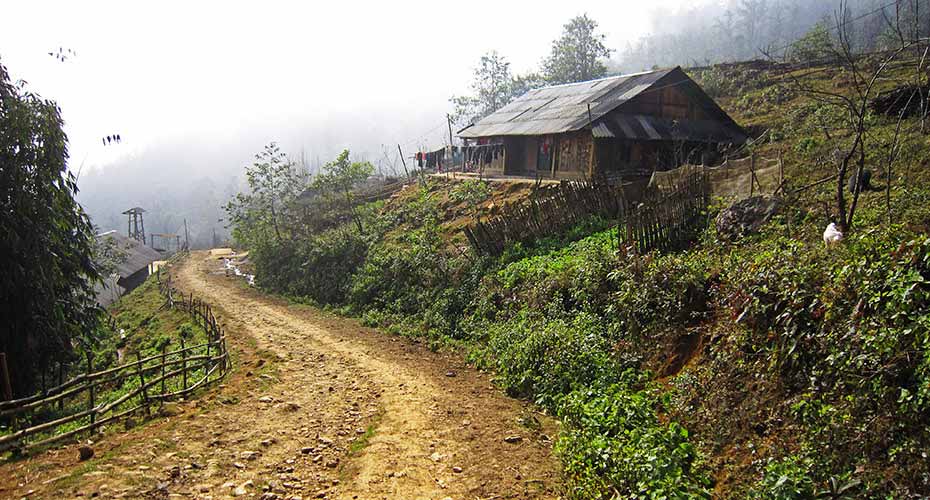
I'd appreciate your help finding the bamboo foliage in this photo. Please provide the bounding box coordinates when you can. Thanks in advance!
[0,269,230,453]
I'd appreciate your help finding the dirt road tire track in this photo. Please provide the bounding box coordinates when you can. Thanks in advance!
[0,252,561,499]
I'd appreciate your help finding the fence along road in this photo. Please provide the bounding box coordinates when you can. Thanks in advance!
[0,267,229,454]
[0,253,560,499]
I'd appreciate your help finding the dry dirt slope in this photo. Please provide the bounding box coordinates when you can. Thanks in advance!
[0,252,560,500]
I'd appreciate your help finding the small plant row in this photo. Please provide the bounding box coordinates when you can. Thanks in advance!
[0,267,229,453]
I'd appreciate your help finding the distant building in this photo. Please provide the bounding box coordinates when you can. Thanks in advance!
[94,230,163,307]
[457,66,747,180]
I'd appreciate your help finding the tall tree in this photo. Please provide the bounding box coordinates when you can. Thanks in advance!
[225,142,304,248]
[310,150,375,233]
[450,51,542,125]
[789,19,836,62]
[541,14,613,84]
[736,0,769,58]
[0,59,101,397]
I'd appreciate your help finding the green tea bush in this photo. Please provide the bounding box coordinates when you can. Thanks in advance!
[717,228,930,493]
[557,377,711,499]
[480,312,624,407]
[607,252,710,341]
[253,228,369,305]
[751,455,815,500]
[487,228,618,319]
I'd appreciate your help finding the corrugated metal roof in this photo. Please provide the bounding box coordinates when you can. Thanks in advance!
[459,66,746,144]
[459,68,675,138]
[97,230,163,279]
[592,114,747,143]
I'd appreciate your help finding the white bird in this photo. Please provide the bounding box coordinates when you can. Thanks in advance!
[823,223,844,247]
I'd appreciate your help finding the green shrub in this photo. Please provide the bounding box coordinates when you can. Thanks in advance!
[253,227,369,305]
[480,312,624,408]
[557,378,711,500]
[607,252,709,341]
[751,455,815,500]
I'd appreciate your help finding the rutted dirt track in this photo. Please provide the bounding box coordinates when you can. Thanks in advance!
[0,252,560,499]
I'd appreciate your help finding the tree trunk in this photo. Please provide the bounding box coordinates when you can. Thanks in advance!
[344,186,363,233]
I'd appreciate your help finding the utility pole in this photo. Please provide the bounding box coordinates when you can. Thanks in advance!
[183,219,190,250]
[446,114,454,147]
[397,144,410,179]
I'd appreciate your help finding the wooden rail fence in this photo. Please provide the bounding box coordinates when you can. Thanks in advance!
[0,269,229,453]
[464,174,708,256]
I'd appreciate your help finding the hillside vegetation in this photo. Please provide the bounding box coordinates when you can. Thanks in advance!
[232,58,930,498]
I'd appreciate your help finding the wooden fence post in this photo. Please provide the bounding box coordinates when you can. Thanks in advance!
[160,346,167,396]
[204,337,211,381]
[181,338,188,390]
[135,352,149,414]
[86,354,96,432]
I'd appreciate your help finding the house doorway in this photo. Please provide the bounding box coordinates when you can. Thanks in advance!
[537,136,553,174]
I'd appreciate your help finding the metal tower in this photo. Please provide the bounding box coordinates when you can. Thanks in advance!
[122,207,146,244]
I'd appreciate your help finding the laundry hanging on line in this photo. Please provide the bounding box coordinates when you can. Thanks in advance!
[463,144,504,167]
[415,147,451,170]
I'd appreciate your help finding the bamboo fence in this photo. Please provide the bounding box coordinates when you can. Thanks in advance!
[464,174,708,256]
[464,181,631,256]
[0,270,230,453]
[617,171,709,254]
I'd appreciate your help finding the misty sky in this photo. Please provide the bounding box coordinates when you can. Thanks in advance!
[2,0,707,178]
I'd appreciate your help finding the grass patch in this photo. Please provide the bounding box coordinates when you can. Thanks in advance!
[348,423,377,456]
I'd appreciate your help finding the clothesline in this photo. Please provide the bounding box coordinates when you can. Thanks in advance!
[462,144,504,168]
[415,146,458,170]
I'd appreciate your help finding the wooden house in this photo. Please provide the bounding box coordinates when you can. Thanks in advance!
[457,67,747,180]
[93,231,163,306]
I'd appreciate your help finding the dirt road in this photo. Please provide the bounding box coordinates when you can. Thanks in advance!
[0,252,560,499]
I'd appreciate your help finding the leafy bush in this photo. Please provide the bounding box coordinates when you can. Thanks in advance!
[487,228,618,318]
[789,21,835,63]
[751,455,815,500]
[479,312,624,407]
[557,378,711,500]
[607,252,709,341]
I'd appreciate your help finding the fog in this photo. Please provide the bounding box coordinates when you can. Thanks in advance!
[1,0,876,244]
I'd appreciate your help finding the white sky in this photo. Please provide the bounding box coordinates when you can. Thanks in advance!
[1,0,702,176]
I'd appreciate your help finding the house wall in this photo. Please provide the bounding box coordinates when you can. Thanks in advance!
[470,138,506,175]
[473,80,726,179]
[623,84,709,120]
[552,131,592,179]
[503,137,524,175]
[524,137,538,174]
[117,267,150,296]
